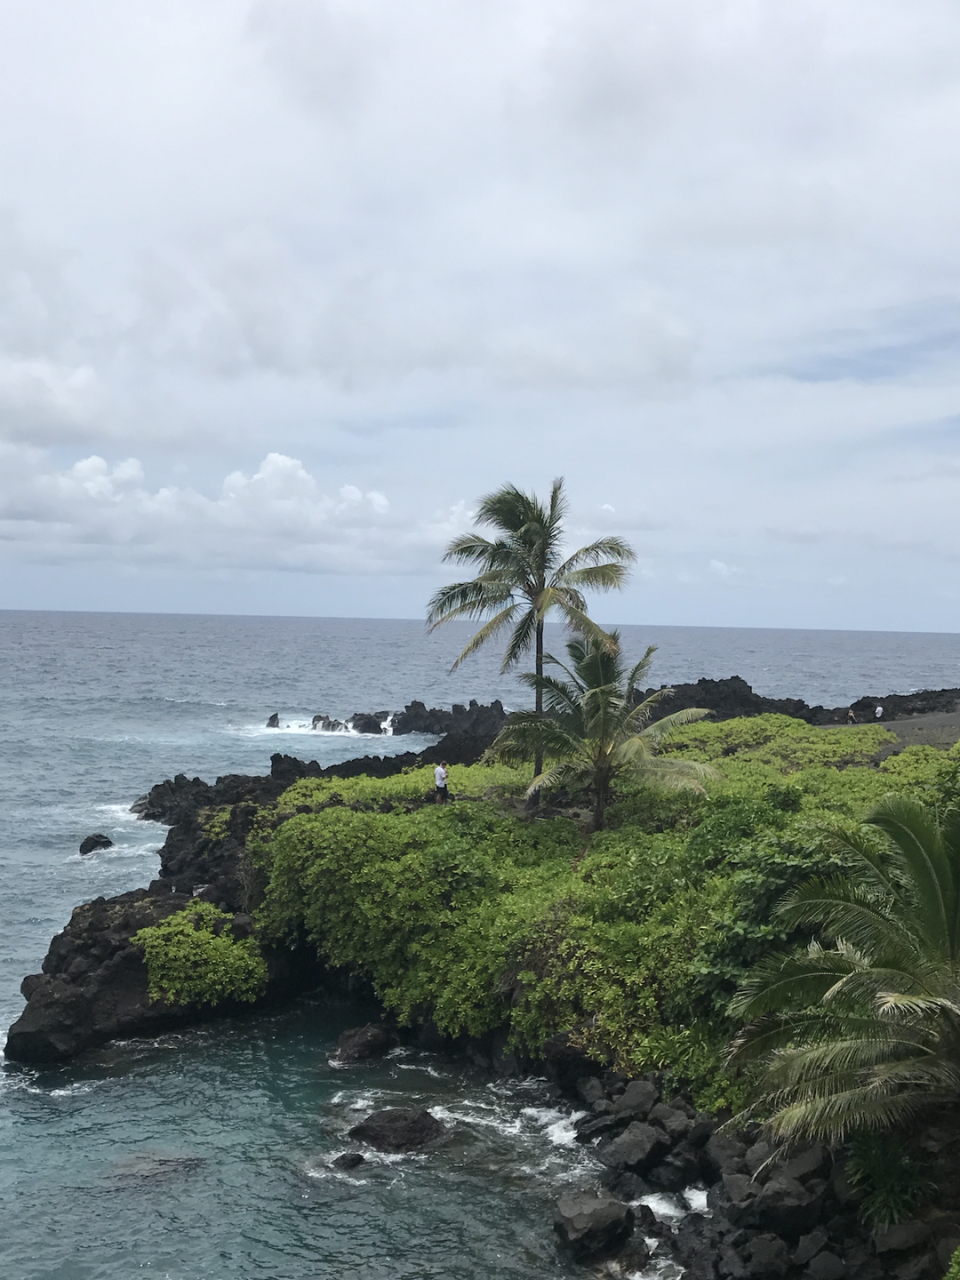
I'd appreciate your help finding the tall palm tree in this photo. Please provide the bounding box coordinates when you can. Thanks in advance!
[426,479,636,771]
[729,796,960,1145]
[490,632,714,829]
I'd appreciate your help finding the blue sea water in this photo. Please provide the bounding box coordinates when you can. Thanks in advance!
[2,610,960,1279]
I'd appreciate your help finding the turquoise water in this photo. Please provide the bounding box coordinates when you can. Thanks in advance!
[3,610,960,1277]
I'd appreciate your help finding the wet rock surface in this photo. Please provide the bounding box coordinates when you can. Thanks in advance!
[334,1023,399,1062]
[79,833,113,855]
[347,1107,446,1153]
[553,1190,635,1261]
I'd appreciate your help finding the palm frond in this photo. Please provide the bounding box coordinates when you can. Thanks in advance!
[449,605,519,669]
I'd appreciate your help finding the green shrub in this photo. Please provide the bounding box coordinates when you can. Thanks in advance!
[132,902,268,1006]
[846,1132,935,1226]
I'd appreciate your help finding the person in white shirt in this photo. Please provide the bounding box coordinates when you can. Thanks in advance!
[875,705,884,720]
[434,761,450,804]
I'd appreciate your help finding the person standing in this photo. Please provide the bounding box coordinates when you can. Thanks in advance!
[434,760,450,804]
[875,705,884,720]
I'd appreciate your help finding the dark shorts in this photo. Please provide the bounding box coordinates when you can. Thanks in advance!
[435,785,449,803]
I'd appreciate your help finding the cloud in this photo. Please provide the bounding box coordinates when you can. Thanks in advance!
[0,449,475,575]
[0,2,958,624]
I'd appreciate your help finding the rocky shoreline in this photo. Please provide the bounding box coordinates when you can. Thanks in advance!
[7,682,960,1276]
[7,677,960,1066]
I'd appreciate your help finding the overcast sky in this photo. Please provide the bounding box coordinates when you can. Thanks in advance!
[1,0,959,630]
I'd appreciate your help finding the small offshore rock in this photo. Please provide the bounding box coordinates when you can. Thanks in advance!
[553,1190,635,1261]
[332,1152,366,1170]
[335,1023,399,1062]
[266,713,280,728]
[347,1107,445,1153]
[79,833,113,855]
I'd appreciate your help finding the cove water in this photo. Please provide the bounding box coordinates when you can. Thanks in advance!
[2,611,960,1279]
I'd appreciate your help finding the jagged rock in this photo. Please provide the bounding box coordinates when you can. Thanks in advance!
[79,833,113,855]
[576,1075,607,1107]
[266,713,280,728]
[689,1112,717,1146]
[392,699,507,738]
[743,1233,790,1278]
[335,1023,399,1062]
[701,1132,748,1182]
[753,1175,823,1236]
[575,1113,624,1144]
[347,1108,446,1153]
[595,1121,670,1173]
[348,712,387,735]
[553,1190,634,1261]
[795,1229,831,1265]
[720,1243,749,1278]
[746,1139,778,1178]
[611,1078,658,1120]
[311,714,344,732]
[648,1101,693,1142]
[782,1145,830,1183]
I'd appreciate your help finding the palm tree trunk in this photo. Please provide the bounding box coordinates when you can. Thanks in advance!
[593,772,607,831]
[534,617,544,780]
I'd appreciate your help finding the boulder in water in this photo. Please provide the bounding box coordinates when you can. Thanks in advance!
[335,1023,399,1062]
[266,713,280,728]
[347,1107,446,1152]
[553,1190,635,1260]
[348,712,387,735]
[79,833,113,856]
[332,1152,366,1171]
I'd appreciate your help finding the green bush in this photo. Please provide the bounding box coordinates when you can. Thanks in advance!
[132,902,268,1006]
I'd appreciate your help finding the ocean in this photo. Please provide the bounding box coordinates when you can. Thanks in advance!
[2,610,960,1279]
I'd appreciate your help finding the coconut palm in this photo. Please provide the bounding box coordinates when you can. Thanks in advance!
[729,796,960,1146]
[490,631,714,829]
[426,480,635,746]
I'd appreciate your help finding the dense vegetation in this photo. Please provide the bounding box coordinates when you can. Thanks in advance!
[129,712,960,1118]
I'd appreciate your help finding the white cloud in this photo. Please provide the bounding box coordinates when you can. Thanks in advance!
[0,2,957,623]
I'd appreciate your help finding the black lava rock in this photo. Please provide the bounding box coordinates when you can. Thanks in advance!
[347,1107,446,1153]
[79,833,113,855]
[335,1023,399,1062]
[553,1190,635,1261]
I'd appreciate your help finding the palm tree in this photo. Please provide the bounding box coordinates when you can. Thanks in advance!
[490,632,715,829]
[426,479,636,774]
[729,796,960,1146]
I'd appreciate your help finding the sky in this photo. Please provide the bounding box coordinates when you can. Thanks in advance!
[1,0,960,630]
